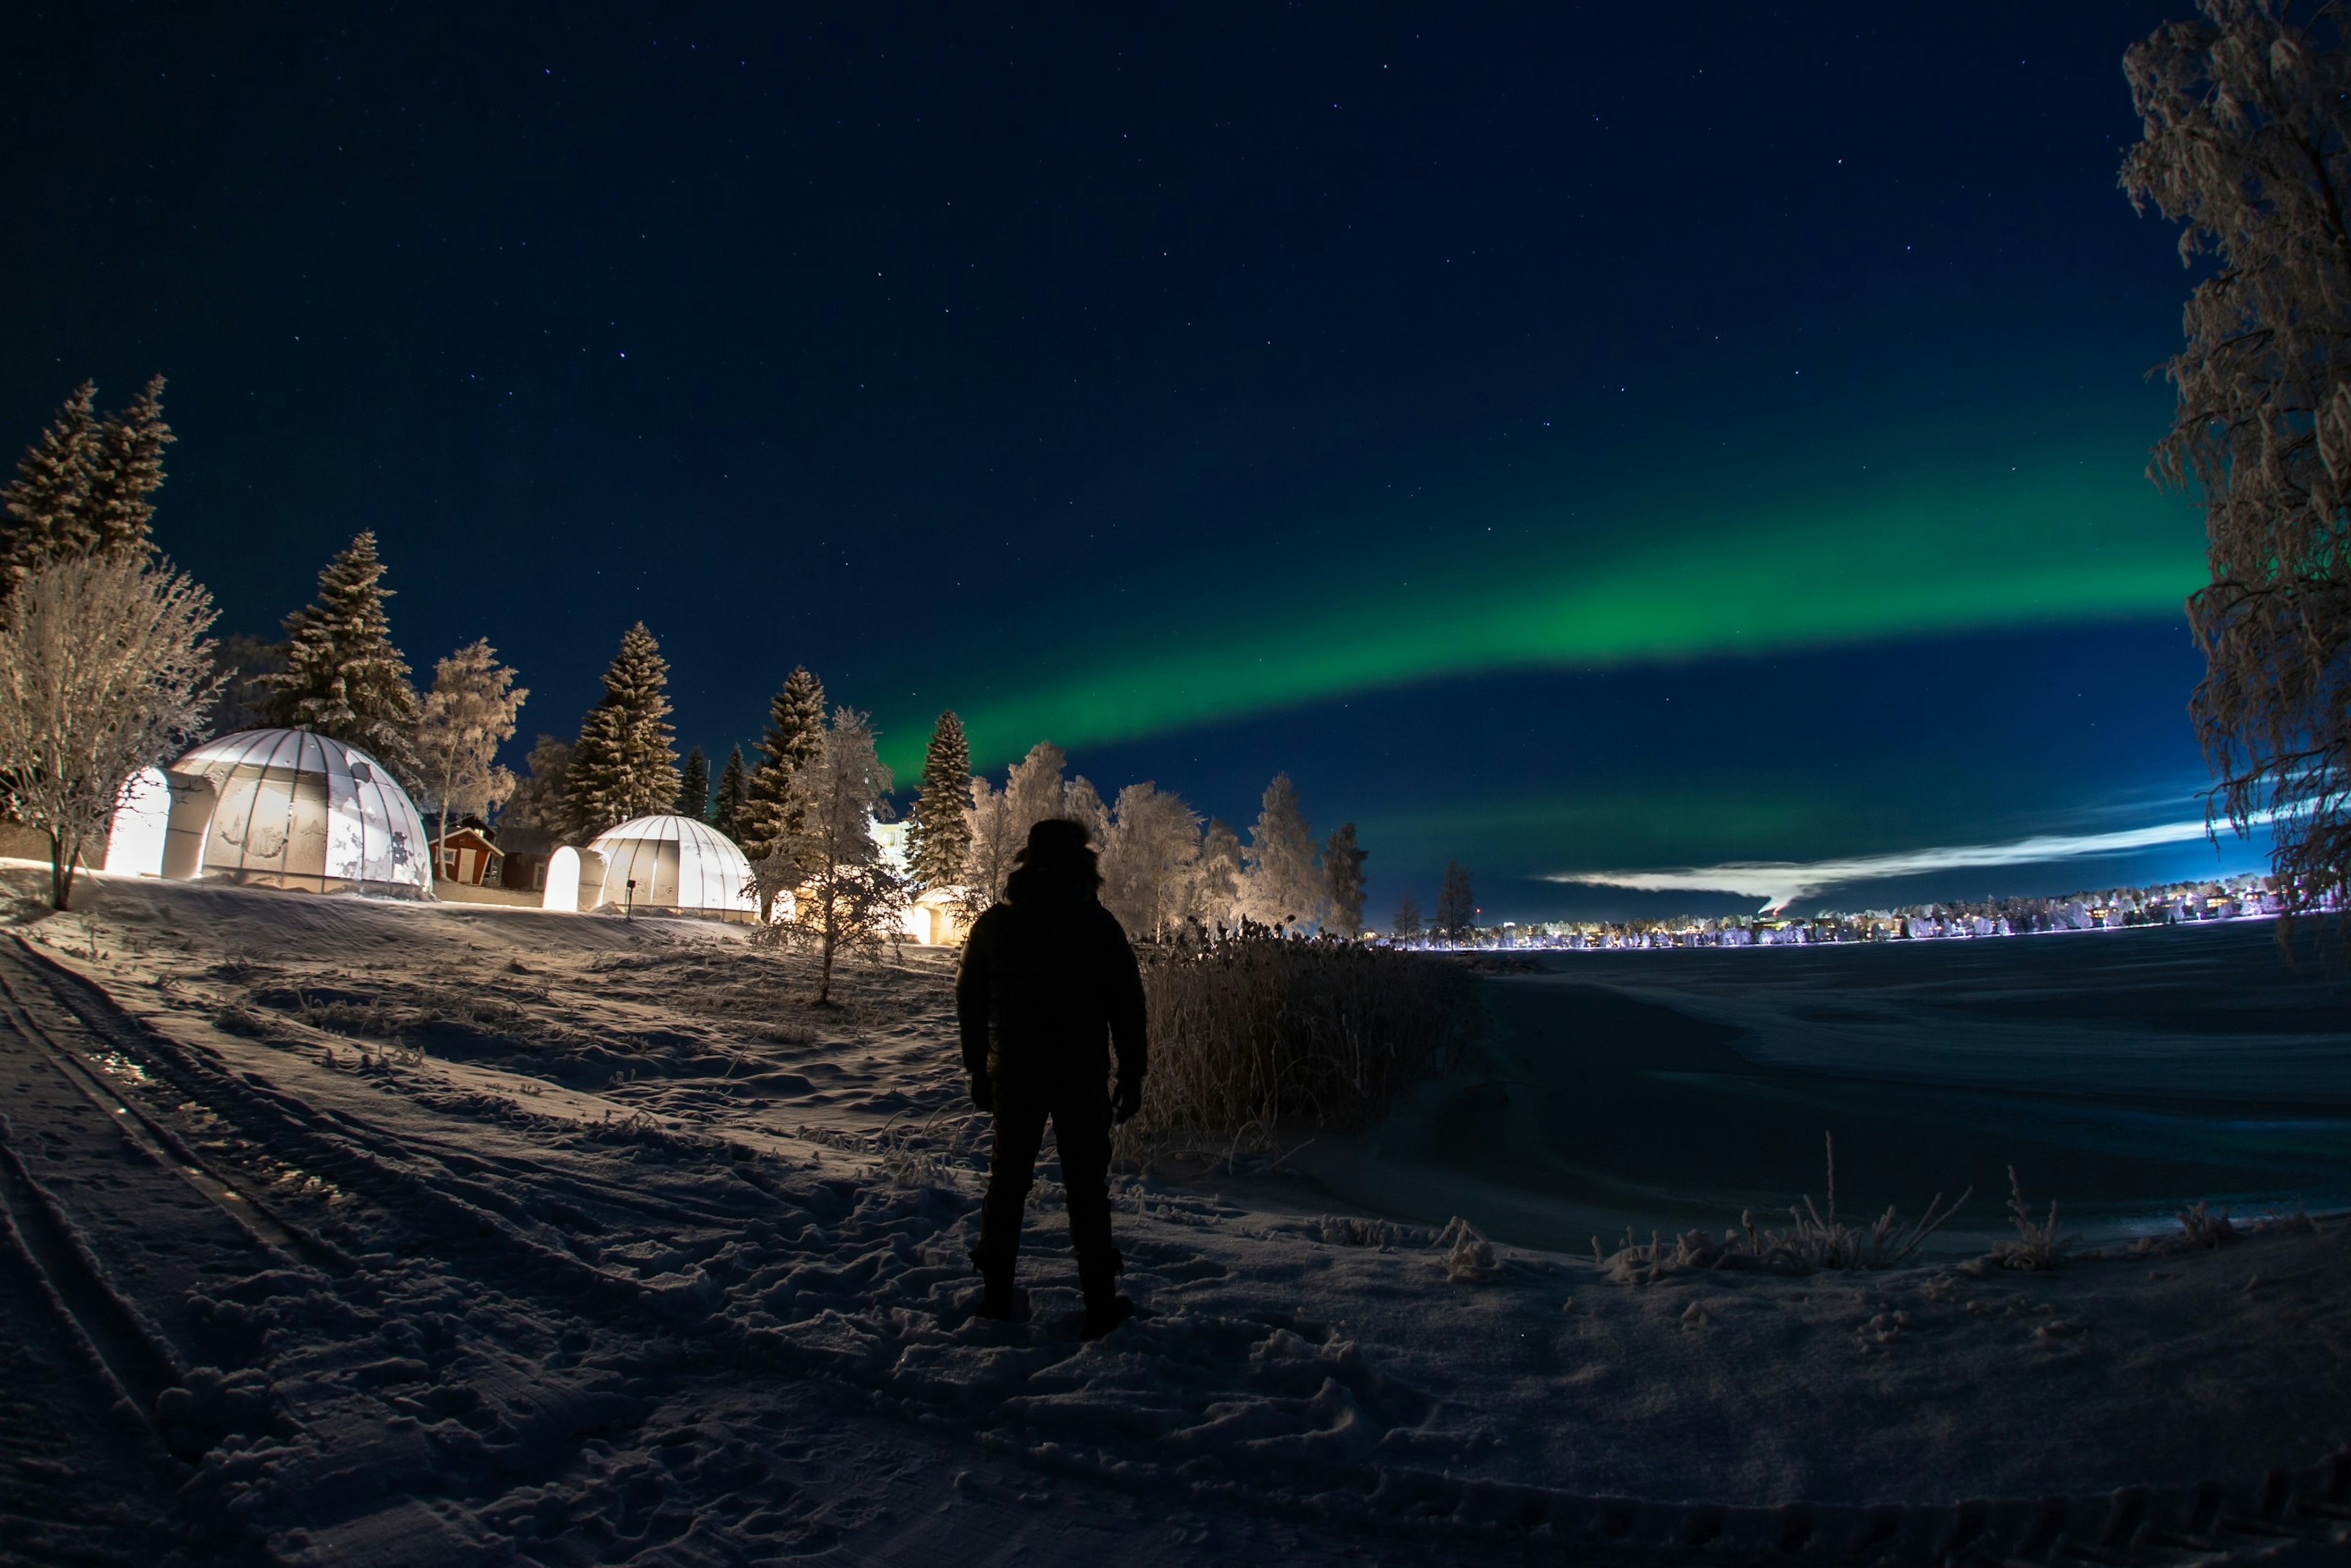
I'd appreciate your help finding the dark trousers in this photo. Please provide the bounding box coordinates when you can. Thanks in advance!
[975,1085,1117,1274]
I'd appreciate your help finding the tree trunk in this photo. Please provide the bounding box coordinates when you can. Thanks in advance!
[48,830,77,910]
[434,751,456,885]
[816,865,838,1004]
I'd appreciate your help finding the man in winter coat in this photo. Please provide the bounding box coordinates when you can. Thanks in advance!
[956,817,1147,1339]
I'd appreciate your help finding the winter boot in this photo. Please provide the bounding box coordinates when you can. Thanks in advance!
[1078,1255,1133,1341]
[973,1253,1017,1321]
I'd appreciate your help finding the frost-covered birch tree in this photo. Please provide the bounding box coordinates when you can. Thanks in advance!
[958,740,1074,920]
[959,774,1019,921]
[2123,1,2351,912]
[1100,781,1201,940]
[1190,817,1244,929]
[0,552,219,907]
[413,639,526,876]
[1003,740,1070,836]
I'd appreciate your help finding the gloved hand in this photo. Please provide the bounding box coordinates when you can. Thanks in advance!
[969,1070,994,1114]
[1110,1076,1142,1125]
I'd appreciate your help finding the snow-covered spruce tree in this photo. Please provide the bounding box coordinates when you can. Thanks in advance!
[0,384,98,591]
[262,531,422,781]
[676,745,710,821]
[562,623,680,839]
[1,377,174,593]
[749,708,904,1005]
[1434,860,1476,943]
[2123,3,2351,917]
[711,744,749,841]
[1242,773,1325,931]
[905,710,972,892]
[1392,890,1424,942]
[208,634,286,735]
[738,666,825,872]
[1100,781,1201,940]
[0,552,219,907]
[84,375,172,555]
[413,640,527,876]
[1323,822,1368,938]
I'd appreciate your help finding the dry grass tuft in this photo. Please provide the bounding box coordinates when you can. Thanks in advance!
[1116,925,1476,1162]
[2177,1199,2238,1249]
[1987,1166,2077,1271]
[1597,1133,1967,1281]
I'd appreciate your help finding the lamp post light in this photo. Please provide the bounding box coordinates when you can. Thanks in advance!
[625,877,637,922]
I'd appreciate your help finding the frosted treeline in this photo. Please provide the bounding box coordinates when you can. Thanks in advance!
[958,742,1361,940]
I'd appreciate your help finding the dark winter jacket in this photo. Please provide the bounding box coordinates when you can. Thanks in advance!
[956,865,1147,1094]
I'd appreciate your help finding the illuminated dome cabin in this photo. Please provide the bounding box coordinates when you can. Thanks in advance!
[107,729,434,898]
[542,813,755,920]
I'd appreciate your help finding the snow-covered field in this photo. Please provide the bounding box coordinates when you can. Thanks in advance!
[2,871,2347,1566]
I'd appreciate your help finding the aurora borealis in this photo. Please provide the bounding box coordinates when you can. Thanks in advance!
[1,4,2263,918]
[920,420,2207,768]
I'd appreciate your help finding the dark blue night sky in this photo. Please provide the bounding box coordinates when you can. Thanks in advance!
[0,4,2262,918]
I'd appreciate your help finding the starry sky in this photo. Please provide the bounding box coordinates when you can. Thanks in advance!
[1,4,2268,920]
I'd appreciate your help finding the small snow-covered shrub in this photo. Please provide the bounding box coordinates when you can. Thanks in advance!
[1314,1215,1404,1248]
[2177,1199,2238,1249]
[1119,924,1476,1160]
[1433,1216,1499,1281]
[1987,1166,2077,1271]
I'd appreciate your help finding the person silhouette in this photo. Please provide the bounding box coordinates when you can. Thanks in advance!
[956,817,1147,1338]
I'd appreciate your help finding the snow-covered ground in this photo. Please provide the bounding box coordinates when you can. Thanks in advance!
[2,869,2346,1565]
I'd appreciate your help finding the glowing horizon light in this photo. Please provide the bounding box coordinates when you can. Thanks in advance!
[1553,815,2273,912]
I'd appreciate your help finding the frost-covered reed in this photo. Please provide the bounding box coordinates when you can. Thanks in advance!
[1117,923,1476,1161]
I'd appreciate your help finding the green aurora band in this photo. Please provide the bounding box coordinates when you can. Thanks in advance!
[880,439,2207,776]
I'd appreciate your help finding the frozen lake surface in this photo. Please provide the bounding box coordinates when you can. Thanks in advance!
[1296,920,2351,1251]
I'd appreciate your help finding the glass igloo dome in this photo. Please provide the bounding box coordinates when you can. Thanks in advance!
[562,814,754,917]
[149,729,433,898]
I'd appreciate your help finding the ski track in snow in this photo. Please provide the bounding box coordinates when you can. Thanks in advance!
[0,871,2347,1566]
